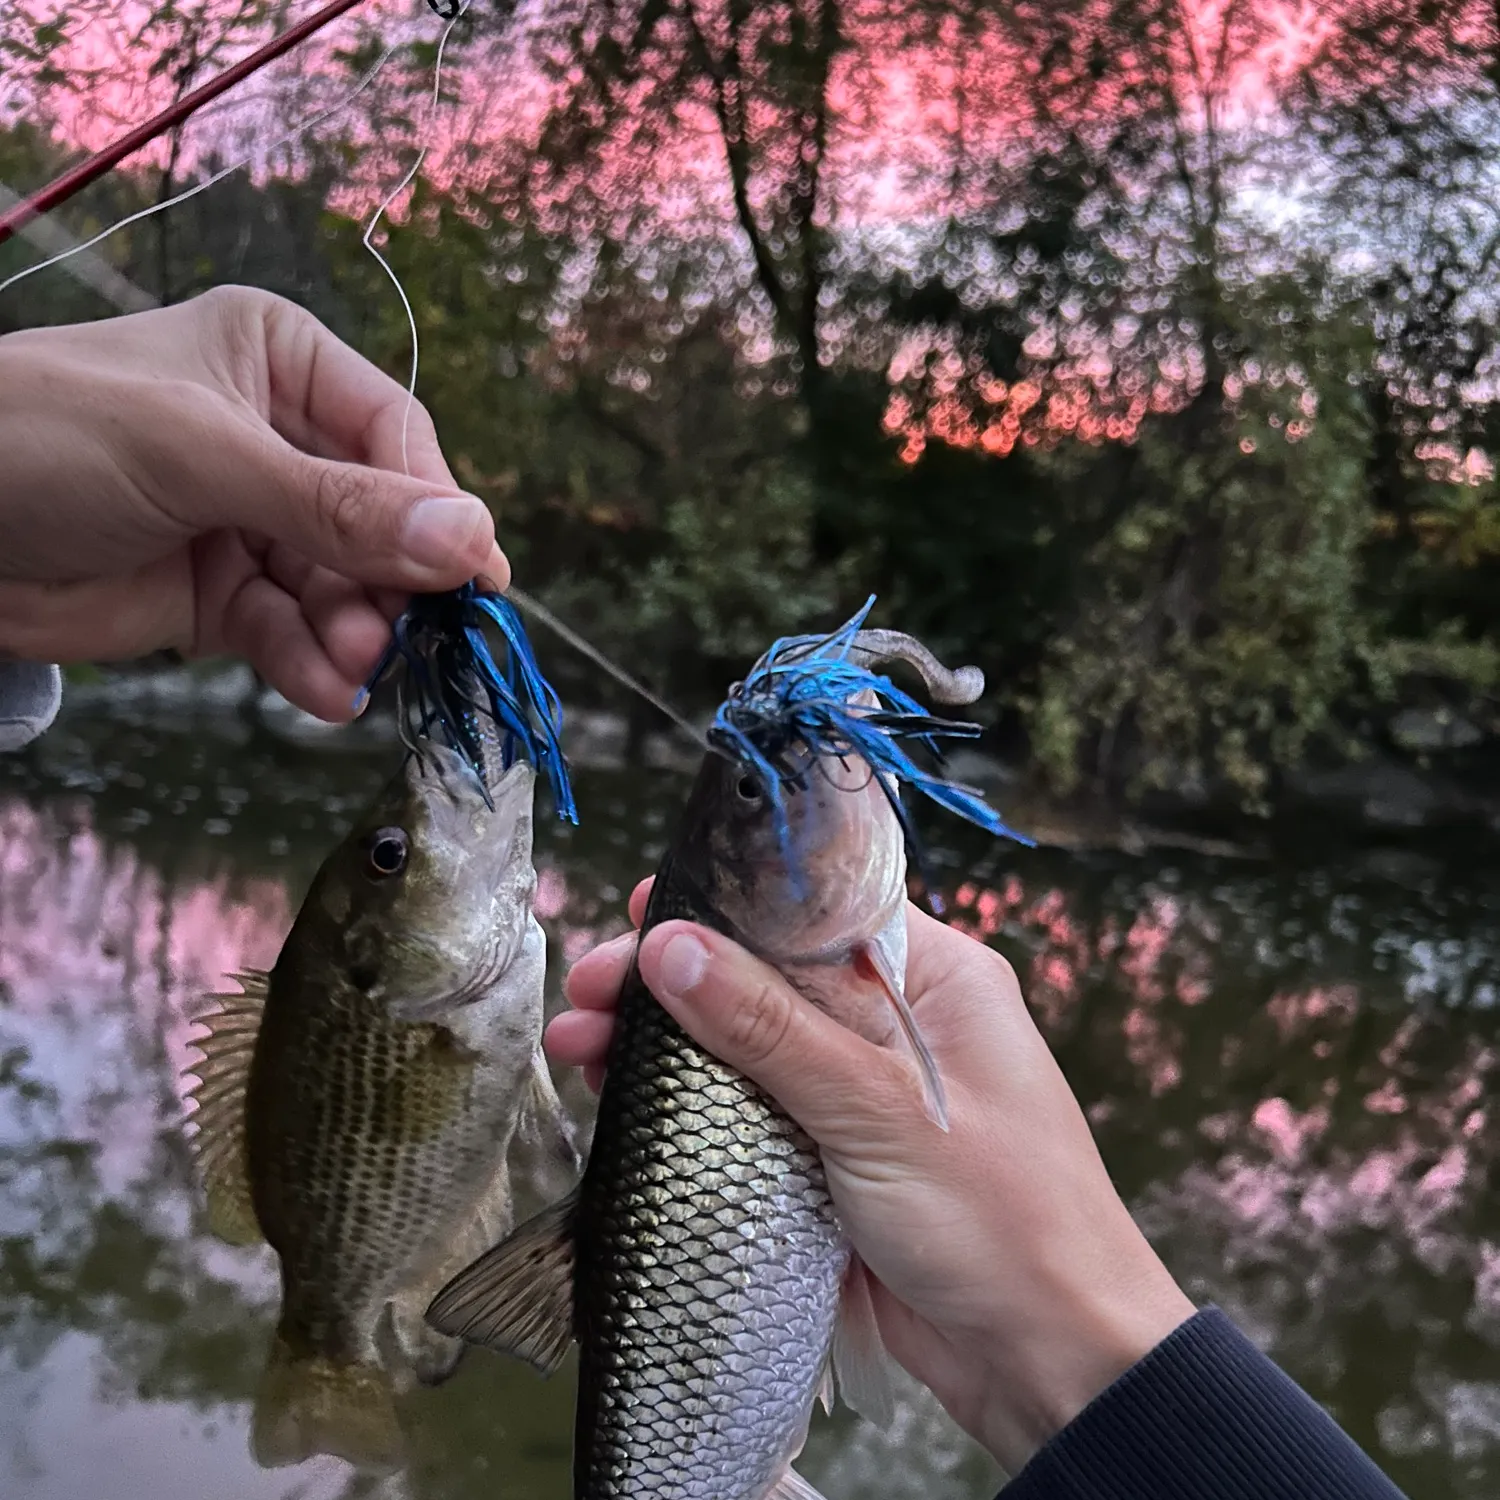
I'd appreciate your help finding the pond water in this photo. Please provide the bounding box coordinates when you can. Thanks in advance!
[1,703,1497,1500]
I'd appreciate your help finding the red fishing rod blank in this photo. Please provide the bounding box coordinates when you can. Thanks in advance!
[0,0,369,250]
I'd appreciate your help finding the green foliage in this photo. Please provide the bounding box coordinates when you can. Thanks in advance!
[5,0,1500,805]
[1032,346,1376,803]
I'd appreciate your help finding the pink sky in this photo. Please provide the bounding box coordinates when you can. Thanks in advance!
[7,0,1491,464]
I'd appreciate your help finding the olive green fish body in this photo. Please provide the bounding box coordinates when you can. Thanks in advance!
[249,923,546,1370]
[186,747,572,1470]
[572,857,847,1500]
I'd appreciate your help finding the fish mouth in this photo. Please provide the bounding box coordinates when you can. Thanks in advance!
[410,740,534,807]
[405,744,537,885]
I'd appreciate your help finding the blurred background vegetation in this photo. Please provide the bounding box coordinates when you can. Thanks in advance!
[2,0,1499,821]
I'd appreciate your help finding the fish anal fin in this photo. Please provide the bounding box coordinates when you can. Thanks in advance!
[251,1337,403,1473]
[182,970,268,1246]
[855,922,950,1131]
[425,1189,577,1375]
[767,1467,831,1500]
[832,1252,898,1429]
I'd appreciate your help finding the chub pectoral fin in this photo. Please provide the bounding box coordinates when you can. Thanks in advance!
[424,1189,578,1375]
[182,970,269,1246]
[854,934,950,1131]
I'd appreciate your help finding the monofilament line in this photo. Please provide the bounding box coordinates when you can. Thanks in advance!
[506,586,711,752]
[0,39,400,301]
[361,0,472,479]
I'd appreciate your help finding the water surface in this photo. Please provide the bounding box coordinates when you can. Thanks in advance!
[1,706,1496,1499]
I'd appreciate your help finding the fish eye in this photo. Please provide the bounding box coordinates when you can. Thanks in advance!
[365,827,409,880]
[735,775,762,803]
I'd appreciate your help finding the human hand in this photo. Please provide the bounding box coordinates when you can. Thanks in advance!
[0,286,508,720]
[551,882,1195,1475]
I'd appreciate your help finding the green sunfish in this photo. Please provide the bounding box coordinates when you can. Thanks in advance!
[183,741,574,1472]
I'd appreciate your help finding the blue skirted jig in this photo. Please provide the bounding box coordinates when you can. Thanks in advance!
[708,596,1032,908]
[361,582,577,823]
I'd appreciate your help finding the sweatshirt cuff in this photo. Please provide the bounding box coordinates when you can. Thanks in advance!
[0,660,62,751]
[1000,1307,1406,1500]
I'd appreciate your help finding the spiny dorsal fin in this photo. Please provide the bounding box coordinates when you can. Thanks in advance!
[425,1189,578,1375]
[181,969,268,1247]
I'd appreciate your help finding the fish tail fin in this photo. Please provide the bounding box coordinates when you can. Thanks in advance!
[250,1338,405,1473]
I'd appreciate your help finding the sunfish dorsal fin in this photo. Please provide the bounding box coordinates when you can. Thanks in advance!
[182,969,268,1246]
[425,1189,578,1375]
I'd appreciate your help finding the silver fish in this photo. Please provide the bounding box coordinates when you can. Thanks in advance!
[429,629,984,1500]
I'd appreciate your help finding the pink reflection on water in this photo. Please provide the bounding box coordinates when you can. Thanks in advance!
[1252,1098,1331,1161]
[0,799,290,1187]
[534,865,569,921]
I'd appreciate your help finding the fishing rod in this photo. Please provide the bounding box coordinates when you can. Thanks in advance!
[3,0,705,751]
[0,0,386,248]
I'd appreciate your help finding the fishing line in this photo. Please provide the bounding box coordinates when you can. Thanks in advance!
[360,0,471,478]
[0,35,401,301]
[506,586,711,752]
[355,4,708,760]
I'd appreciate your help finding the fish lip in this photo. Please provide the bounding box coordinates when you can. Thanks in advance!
[411,741,534,801]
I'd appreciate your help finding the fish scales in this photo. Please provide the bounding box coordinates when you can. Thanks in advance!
[574,858,847,1500]
[247,963,511,1359]
[428,610,1016,1499]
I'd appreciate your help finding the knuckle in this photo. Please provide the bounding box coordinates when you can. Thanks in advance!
[312,463,375,545]
[979,942,1019,991]
[724,978,793,1066]
[198,283,278,320]
[192,284,264,340]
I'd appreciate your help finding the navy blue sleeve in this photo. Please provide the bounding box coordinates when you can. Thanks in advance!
[1000,1308,1408,1500]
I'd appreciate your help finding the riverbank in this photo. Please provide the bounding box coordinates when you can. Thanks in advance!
[55,660,1500,861]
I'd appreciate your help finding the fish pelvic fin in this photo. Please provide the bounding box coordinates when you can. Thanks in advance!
[182,970,268,1246]
[856,922,950,1132]
[250,1337,404,1473]
[518,1047,583,1176]
[425,1188,578,1375]
[832,1252,898,1429]
[767,1467,831,1500]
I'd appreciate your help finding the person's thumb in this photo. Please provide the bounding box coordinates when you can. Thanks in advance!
[198,419,509,592]
[635,921,924,1146]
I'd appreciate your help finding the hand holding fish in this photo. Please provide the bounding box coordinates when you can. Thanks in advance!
[553,885,1196,1478]
[0,286,506,719]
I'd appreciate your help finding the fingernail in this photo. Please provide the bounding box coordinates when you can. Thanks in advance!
[401,494,489,570]
[657,932,711,1000]
[350,686,370,715]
